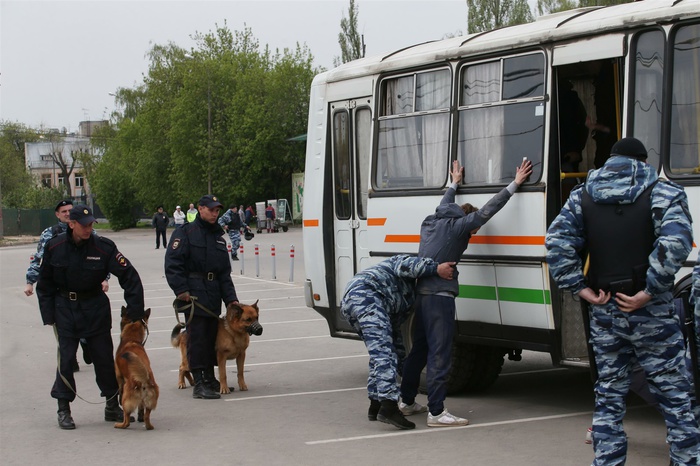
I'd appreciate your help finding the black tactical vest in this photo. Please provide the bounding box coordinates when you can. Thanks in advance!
[581,182,656,293]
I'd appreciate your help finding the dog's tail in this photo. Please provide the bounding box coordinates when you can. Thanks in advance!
[171,323,185,348]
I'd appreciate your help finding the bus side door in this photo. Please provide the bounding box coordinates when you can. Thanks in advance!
[330,100,373,308]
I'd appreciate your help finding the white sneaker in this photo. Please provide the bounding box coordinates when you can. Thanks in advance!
[399,401,428,416]
[427,409,469,427]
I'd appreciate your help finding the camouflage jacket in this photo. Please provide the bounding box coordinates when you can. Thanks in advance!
[26,222,67,284]
[692,250,700,310]
[546,156,693,296]
[341,255,439,320]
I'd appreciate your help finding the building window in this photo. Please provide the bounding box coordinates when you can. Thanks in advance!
[57,176,65,185]
[75,173,84,187]
[41,174,52,188]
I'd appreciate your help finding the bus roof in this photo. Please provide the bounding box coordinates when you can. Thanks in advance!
[317,0,697,85]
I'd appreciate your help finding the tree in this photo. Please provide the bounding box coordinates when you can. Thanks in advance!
[334,0,364,67]
[538,0,631,16]
[43,131,78,198]
[467,0,534,34]
[93,23,318,225]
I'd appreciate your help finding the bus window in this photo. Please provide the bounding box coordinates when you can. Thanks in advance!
[631,29,665,169]
[375,69,451,189]
[333,111,351,220]
[669,23,700,177]
[458,53,545,186]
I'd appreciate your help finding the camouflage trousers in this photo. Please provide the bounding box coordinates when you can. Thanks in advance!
[589,292,700,466]
[227,229,241,258]
[340,292,400,402]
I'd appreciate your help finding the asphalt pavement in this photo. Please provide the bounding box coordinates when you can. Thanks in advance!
[0,226,670,465]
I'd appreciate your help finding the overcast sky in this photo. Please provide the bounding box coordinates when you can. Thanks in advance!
[0,0,469,131]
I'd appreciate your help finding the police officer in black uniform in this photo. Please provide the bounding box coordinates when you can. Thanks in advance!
[164,194,239,399]
[37,205,145,429]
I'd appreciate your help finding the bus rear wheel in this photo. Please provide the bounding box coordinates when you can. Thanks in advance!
[447,343,506,394]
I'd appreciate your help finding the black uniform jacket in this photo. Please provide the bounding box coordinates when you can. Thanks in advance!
[36,230,145,337]
[164,215,238,317]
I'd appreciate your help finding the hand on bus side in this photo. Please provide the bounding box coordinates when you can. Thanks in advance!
[450,160,463,185]
[515,159,533,185]
[578,287,611,305]
[437,262,457,280]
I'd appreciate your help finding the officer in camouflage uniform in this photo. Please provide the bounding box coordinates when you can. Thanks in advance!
[692,251,700,398]
[340,254,454,430]
[545,137,700,465]
[217,204,242,261]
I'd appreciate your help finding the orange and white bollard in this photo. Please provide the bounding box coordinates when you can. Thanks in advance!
[271,244,277,280]
[289,245,295,282]
[239,243,245,275]
[255,243,260,278]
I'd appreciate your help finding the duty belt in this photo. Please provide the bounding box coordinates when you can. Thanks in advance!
[188,272,217,281]
[59,288,102,301]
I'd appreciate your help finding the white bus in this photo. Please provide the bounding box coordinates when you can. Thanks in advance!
[302,0,700,392]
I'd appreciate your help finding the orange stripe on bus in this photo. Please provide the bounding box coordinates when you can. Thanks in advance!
[384,235,545,245]
[385,235,421,243]
[303,219,319,227]
[367,218,387,226]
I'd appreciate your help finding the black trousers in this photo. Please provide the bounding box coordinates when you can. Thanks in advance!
[51,331,118,401]
[155,229,167,248]
[186,314,219,371]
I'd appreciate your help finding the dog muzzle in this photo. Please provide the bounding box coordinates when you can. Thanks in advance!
[246,321,263,336]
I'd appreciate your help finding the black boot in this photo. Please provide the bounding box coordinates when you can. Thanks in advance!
[105,395,135,422]
[203,367,223,393]
[377,400,415,430]
[368,398,381,421]
[57,399,75,430]
[192,369,221,399]
[71,357,80,372]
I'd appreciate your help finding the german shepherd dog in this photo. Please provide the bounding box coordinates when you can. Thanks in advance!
[114,307,159,430]
[171,301,261,394]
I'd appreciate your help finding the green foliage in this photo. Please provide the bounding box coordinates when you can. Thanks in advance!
[537,0,631,16]
[92,22,317,219]
[468,0,534,34]
[334,0,363,67]
[0,121,47,207]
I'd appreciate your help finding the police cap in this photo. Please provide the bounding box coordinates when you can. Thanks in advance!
[198,195,224,209]
[55,199,73,212]
[69,204,97,225]
[610,137,647,160]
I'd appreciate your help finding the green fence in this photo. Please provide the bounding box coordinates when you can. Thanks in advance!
[1,208,55,236]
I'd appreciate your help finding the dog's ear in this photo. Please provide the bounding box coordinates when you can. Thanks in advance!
[226,303,243,321]
[121,306,128,318]
[252,300,259,312]
[144,308,151,321]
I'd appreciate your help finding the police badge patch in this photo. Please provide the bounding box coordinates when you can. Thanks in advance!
[115,252,128,267]
[172,238,181,250]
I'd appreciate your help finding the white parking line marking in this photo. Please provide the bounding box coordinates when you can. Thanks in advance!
[304,411,593,445]
[225,387,366,402]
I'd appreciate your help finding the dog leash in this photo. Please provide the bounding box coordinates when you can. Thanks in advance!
[52,325,118,405]
[172,295,222,328]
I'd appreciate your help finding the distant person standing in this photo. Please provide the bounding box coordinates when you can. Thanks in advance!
[245,205,255,225]
[265,203,276,233]
[238,204,245,227]
[173,206,186,228]
[186,203,197,223]
[152,206,169,249]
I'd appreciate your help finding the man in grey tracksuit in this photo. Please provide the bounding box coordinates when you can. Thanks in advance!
[400,158,532,427]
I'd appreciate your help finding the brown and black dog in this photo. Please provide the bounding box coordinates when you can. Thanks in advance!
[171,300,261,394]
[115,307,159,430]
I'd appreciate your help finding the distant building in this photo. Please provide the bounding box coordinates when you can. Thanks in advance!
[24,120,107,202]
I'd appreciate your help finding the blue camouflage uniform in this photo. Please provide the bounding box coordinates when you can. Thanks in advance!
[546,154,700,465]
[340,255,441,403]
[218,208,242,259]
[692,251,700,398]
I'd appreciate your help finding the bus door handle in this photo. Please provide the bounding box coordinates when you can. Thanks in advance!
[350,220,360,229]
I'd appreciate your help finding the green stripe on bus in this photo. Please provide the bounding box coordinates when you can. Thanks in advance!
[458,285,551,305]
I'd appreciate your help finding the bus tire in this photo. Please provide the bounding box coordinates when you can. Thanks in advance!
[448,343,506,394]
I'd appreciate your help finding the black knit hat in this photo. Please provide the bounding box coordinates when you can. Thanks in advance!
[610,137,647,160]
